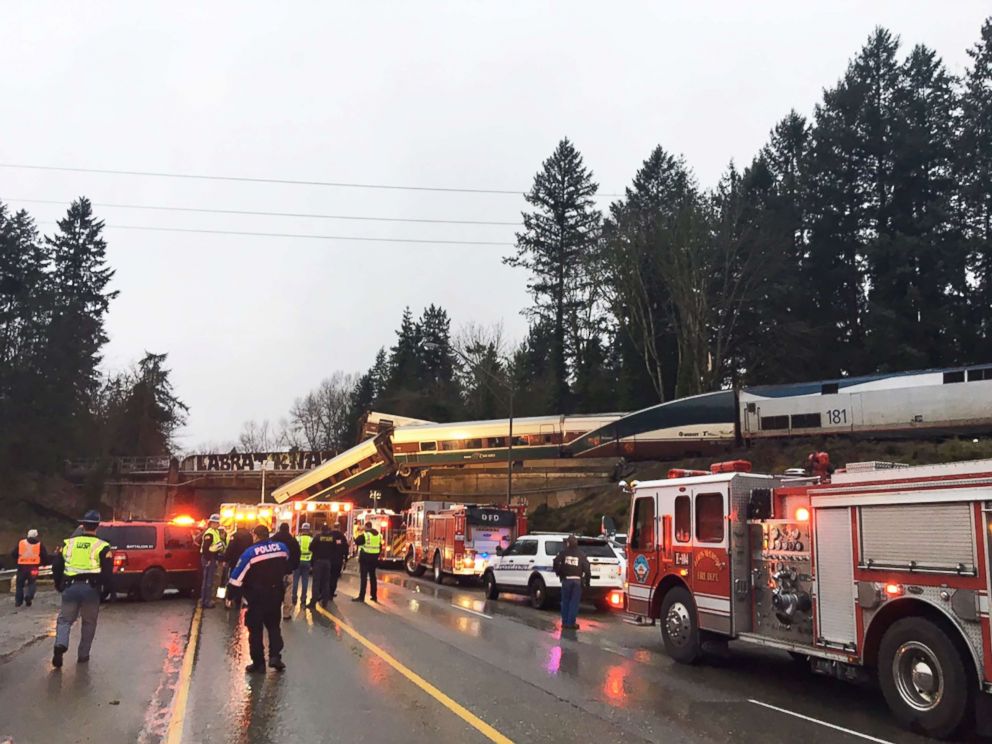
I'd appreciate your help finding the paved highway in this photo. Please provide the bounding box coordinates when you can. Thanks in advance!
[0,569,968,743]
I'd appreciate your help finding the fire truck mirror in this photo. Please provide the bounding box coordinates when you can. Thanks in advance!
[747,489,772,520]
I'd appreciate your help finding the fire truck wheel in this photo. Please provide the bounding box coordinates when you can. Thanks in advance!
[138,568,166,602]
[660,587,701,664]
[529,576,550,610]
[483,571,499,600]
[406,550,426,577]
[432,553,444,584]
[878,617,972,739]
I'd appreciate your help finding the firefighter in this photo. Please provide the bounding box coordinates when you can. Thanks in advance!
[292,523,313,608]
[352,520,381,603]
[228,524,289,673]
[198,514,226,608]
[51,511,112,668]
[273,522,300,620]
[9,529,50,608]
[553,535,590,630]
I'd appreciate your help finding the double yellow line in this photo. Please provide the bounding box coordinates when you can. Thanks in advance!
[314,604,513,744]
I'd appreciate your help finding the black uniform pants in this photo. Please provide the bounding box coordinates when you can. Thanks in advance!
[358,556,378,600]
[245,588,284,665]
[328,560,344,599]
[311,560,330,605]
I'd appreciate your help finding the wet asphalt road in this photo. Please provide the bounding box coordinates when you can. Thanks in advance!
[0,570,974,743]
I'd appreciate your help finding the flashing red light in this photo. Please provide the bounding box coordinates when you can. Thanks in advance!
[885,583,904,597]
[795,507,810,522]
[171,515,196,526]
[607,590,624,608]
[710,460,752,474]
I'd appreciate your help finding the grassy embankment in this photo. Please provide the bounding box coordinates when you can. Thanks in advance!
[528,436,992,536]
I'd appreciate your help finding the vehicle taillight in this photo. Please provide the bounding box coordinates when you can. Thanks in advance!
[607,590,624,608]
[113,552,128,571]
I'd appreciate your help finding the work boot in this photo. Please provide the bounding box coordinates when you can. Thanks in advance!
[52,644,66,668]
[245,662,266,674]
[268,656,286,671]
[351,596,364,602]
[25,599,32,607]
[370,597,378,603]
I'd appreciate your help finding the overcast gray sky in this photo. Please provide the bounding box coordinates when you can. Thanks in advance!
[2,1,989,449]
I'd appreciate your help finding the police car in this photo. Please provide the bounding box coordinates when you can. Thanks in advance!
[482,533,624,611]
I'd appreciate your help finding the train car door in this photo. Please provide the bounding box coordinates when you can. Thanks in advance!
[690,486,732,634]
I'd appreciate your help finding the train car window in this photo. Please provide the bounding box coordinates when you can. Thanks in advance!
[759,415,789,430]
[821,383,839,394]
[674,496,691,543]
[440,440,465,451]
[465,439,483,449]
[419,441,437,451]
[695,493,725,543]
[489,437,506,447]
[968,368,992,382]
[791,413,822,428]
[630,497,655,550]
[944,371,965,384]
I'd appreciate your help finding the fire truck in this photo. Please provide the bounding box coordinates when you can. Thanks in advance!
[623,458,992,738]
[350,508,406,565]
[405,501,528,584]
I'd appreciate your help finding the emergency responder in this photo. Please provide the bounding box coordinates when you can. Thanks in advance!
[352,520,381,603]
[51,511,112,667]
[553,535,590,630]
[228,524,289,673]
[199,514,226,608]
[273,522,300,620]
[292,523,313,608]
[223,523,254,609]
[9,528,51,607]
[307,522,347,608]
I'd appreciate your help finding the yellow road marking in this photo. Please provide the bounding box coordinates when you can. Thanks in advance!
[314,604,513,744]
[164,604,203,744]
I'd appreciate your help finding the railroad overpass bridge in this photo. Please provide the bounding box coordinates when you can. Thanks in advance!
[66,449,620,521]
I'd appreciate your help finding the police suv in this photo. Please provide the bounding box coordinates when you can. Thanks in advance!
[482,533,624,611]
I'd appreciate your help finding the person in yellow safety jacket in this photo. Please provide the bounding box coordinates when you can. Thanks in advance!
[50,510,112,668]
[9,528,51,608]
[199,514,226,609]
[292,523,313,608]
[352,521,381,603]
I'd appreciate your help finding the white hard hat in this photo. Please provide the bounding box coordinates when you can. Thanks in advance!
[27,529,38,539]
[301,523,311,531]
[209,513,221,522]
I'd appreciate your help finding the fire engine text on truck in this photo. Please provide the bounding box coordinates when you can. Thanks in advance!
[623,458,992,739]
[405,501,527,584]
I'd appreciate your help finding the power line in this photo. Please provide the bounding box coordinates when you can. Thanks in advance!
[40,222,515,247]
[0,163,622,197]
[7,197,521,227]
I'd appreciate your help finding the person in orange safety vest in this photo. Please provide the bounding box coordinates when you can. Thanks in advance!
[9,529,51,608]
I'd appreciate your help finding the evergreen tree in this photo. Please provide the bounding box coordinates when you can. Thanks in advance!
[380,307,424,415]
[510,321,557,416]
[506,138,602,412]
[417,304,463,420]
[959,19,992,357]
[105,352,188,456]
[39,198,118,467]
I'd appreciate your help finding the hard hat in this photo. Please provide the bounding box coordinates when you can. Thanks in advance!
[301,523,311,531]
[209,513,221,522]
[27,529,38,539]
[80,510,101,525]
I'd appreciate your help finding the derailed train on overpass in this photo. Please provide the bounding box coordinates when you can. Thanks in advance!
[271,363,992,504]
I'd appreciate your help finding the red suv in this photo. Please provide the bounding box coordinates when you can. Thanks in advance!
[95,520,201,601]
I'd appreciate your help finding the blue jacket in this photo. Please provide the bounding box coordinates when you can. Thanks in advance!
[228,539,289,593]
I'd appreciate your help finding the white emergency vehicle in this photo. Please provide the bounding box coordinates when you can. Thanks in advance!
[482,533,624,611]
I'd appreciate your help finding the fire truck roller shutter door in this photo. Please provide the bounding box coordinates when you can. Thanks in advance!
[813,508,857,646]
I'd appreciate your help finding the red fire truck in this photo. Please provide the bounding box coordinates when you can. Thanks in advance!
[404,501,528,584]
[623,458,992,739]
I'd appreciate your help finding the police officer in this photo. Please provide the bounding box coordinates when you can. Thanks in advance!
[352,520,381,603]
[9,528,50,608]
[307,522,348,608]
[292,523,313,608]
[228,524,289,673]
[552,534,590,630]
[51,511,112,667]
[199,514,225,608]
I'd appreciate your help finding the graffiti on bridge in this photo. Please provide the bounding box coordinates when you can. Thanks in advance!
[180,451,335,473]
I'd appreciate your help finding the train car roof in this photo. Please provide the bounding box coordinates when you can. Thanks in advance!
[271,437,380,504]
[741,364,991,399]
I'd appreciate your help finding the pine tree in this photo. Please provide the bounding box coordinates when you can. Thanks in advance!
[106,352,188,456]
[417,304,463,420]
[506,138,602,412]
[959,19,992,358]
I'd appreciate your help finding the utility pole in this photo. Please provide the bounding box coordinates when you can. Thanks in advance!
[260,457,272,503]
